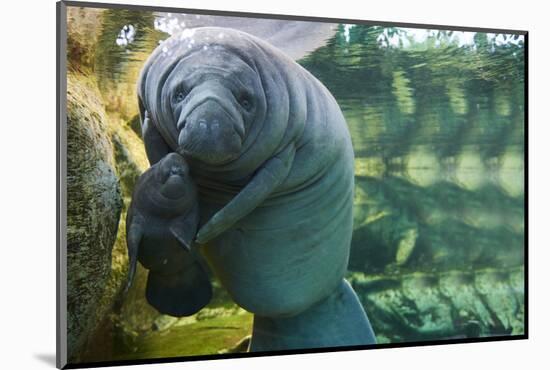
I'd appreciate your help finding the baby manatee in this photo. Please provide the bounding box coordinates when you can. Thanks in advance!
[125,152,212,317]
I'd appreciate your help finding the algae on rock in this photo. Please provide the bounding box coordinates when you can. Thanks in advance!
[66,72,123,360]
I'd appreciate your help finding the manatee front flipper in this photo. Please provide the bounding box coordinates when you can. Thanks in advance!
[141,110,173,165]
[169,203,199,252]
[146,263,213,317]
[195,145,296,244]
[125,209,145,293]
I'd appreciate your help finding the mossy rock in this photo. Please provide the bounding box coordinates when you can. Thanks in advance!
[349,267,524,343]
[66,73,123,360]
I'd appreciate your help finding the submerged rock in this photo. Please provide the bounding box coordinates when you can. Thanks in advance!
[348,267,524,342]
[152,315,179,332]
[66,73,123,360]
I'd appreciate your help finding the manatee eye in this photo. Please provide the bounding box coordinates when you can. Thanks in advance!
[241,99,251,110]
[239,93,253,111]
[174,90,186,103]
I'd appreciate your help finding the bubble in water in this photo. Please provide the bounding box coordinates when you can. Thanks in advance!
[115,24,135,47]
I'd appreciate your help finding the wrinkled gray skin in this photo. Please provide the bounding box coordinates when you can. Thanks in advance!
[137,27,376,349]
[126,152,212,317]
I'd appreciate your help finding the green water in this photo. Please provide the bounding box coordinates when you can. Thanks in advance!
[300,25,524,342]
[87,8,525,355]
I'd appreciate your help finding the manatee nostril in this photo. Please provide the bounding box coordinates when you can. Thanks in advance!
[212,119,220,130]
[169,166,180,176]
[199,120,207,130]
[177,119,187,131]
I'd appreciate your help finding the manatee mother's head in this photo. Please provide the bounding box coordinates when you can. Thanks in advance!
[138,27,303,169]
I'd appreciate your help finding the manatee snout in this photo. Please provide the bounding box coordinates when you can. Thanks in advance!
[176,93,245,165]
[157,152,191,200]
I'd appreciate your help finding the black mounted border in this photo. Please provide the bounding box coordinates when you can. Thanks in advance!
[56,1,529,369]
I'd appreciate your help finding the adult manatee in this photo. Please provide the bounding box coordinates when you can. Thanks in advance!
[137,27,376,350]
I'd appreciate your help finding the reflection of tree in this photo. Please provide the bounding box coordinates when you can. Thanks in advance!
[95,10,169,119]
[314,27,525,342]
[300,25,524,162]
[95,10,164,81]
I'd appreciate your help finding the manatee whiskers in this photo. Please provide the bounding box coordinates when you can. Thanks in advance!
[178,126,242,165]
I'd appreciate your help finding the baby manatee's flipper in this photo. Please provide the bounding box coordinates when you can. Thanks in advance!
[125,209,145,294]
[169,202,199,252]
[146,263,213,317]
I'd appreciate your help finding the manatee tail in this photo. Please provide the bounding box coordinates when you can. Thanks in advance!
[146,262,213,317]
[249,279,377,351]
